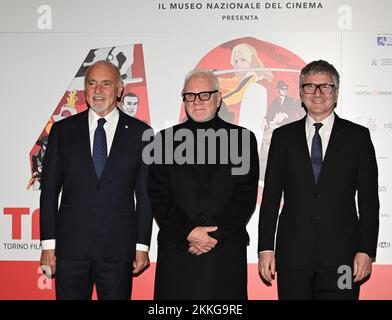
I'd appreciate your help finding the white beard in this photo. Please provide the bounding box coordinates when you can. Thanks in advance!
[90,104,111,113]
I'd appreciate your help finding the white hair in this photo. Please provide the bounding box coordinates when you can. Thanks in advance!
[182,68,221,93]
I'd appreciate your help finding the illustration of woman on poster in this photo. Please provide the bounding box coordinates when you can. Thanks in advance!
[219,43,274,148]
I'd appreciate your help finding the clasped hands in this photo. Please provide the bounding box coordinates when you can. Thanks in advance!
[187,226,218,255]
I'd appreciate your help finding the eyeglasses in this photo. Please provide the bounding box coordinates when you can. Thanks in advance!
[182,90,218,102]
[302,83,335,94]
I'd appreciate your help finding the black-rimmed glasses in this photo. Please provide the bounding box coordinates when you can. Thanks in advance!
[302,83,335,94]
[182,90,218,102]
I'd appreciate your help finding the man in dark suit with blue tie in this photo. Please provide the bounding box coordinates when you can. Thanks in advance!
[39,60,153,299]
[258,60,379,299]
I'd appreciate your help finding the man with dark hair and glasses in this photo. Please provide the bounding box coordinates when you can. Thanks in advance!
[258,60,379,299]
[148,69,259,299]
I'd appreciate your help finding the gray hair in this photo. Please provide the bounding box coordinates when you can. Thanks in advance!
[182,68,221,93]
[84,60,122,87]
[299,60,340,89]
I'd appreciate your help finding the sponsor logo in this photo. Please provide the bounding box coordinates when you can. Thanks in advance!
[385,122,392,130]
[370,57,392,67]
[366,118,377,132]
[378,186,387,193]
[378,242,391,249]
[377,36,392,47]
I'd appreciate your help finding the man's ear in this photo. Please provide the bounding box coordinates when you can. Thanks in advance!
[299,90,304,102]
[334,88,339,105]
[217,92,223,108]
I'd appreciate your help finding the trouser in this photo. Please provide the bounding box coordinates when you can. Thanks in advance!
[277,266,360,300]
[55,257,133,300]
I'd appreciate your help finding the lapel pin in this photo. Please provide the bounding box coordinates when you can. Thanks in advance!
[125,125,128,129]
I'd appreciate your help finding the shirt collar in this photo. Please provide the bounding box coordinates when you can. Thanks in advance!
[88,106,119,128]
[306,111,335,132]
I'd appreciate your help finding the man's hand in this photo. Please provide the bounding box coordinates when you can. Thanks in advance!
[258,251,275,283]
[188,244,203,255]
[133,250,150,274]
[26,175,37,190]
[187,226,218,254]
[353,252,373,282]
[40,249,56,277]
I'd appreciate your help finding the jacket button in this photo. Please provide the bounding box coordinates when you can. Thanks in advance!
[314,193,320,199]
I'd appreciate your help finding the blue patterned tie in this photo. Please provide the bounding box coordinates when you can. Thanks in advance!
[311,123,323,183]
[93,118,107,178]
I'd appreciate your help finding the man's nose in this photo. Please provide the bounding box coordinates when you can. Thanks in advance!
[314,87,323,96]
[95,83,103,93]
[194,95,204,104]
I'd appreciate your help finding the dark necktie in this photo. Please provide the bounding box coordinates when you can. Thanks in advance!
[93,118,107,178]
[311,122,323,183]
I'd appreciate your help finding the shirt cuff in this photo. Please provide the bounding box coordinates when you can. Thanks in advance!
[41,239,56,250]
[259,250,274,254]
[136,243,149,252]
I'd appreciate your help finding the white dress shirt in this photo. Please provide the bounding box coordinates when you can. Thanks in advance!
[305,112,335,160]
[259,112,336,255]
[41,107,148,252]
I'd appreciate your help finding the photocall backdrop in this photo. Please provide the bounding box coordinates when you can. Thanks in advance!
[0,0,391,299]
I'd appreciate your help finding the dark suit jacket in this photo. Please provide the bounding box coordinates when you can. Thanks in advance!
[40,108,153,262]
[258,113,379,270]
